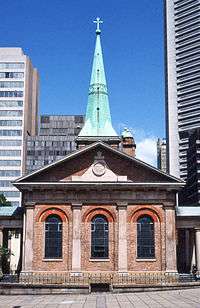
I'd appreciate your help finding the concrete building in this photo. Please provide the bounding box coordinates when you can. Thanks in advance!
[26,115,84,174]
[164,0,200,180]
[157,138,167,173]
[0,48,39,206]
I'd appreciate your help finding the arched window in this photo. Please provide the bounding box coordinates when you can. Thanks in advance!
[91,215,108,259]
[137,215,155,259]
[45,215,62,259]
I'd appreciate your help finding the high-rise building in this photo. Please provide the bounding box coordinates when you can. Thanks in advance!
[179,128,200,206]
[157,138,167,173]
[26,115,84,174]
[164,0,200,180]
[0,48,39,206]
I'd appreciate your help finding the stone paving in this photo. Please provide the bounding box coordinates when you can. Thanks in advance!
[1,288,200,307]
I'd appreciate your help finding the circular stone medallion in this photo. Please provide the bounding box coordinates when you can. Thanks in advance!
[92,162,106,176]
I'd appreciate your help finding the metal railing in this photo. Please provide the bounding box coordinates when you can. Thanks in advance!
[14,271,198,286]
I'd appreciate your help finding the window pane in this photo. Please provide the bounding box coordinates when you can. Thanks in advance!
[137,216,155,259]
[0,140,21,146]
[0,130,22,136]
[0,160,21,166]
[45,215,62,259]
[0,62,24,69]
[0,150,21,156]
[0,91,23,97]
[0,180,13,187]
[0,120,22,126]
[0,100,23,107]
[0,170,21,176]
[2,191,20,197]
[91,215,109,259]
[0,110,23,117]
[0,72,24,79]
[0,81,24,88]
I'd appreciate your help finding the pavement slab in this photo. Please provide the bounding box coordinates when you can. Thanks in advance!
[1,288,200,307]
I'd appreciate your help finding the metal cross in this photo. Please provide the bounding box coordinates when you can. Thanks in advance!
[93,17,103,32]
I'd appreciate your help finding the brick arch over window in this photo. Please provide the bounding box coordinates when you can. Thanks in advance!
[130,207,161,223]
[36,208,68,223]
[83,207,116,223]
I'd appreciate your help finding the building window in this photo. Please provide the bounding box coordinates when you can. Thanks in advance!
[0,91,23,97]
[0,120,22,126]
[0,81,24,88]
[0,110,23,117]
[0,170,21,177]
[0,150,21,156]
[0,72,24,79]
[0,100,23,107]
[0,130,22,137]
[45,215,62,259]
[0,62,24,69]
[137,215,155,259]
[91,215,108,259]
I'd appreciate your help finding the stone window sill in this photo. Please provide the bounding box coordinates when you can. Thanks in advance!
[89,258,110,262]
[42,258,63,262]
[136,258,156,262]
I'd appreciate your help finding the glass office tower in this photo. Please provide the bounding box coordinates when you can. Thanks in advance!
[165,0,200,180]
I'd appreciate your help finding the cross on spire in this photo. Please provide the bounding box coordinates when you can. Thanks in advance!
[93,17,103,34]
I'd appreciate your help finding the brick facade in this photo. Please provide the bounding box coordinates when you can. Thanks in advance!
[27,202,169,273]
[14,142,183,275]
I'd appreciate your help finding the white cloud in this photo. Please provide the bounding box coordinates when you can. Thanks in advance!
[135,137,157,167]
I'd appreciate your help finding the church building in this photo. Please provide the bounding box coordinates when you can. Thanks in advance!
[13,18,184,281]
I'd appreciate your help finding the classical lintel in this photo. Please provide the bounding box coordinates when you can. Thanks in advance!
[24,202,36,208]
[71,203,82,210]
[117,202,128,209]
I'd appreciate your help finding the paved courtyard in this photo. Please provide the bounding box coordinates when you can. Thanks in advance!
[1,288,200,307]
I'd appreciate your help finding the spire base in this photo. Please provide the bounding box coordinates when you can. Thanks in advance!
[76,135,121,150]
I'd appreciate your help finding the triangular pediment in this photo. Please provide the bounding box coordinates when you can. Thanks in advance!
[14,142,183,187]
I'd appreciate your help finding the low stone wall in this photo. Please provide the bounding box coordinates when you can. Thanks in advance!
[1,282,200,295]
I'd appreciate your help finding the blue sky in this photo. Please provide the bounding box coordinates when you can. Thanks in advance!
[0,0,165,165]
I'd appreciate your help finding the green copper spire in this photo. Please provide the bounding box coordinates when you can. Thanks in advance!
[78,17,118,137]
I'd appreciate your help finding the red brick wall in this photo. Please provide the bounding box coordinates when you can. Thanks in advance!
[32,204,72,271]
[127,205,165,271]
[81,205,118,271]
[30,203,169,272]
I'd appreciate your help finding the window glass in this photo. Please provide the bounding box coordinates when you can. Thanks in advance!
[0,72,24,79]
[0,150,21,156]
[0,170,21,176]
[2,191,20,197]
[0,110,23,117]
[0,120,22,126]
[137,216,155,259]
[0,140,21,146]
[0,62,24,69]
[11,201,20,206]
[45,215,62,259]
[0,160,21,166]
[0,180,13,187]
[91,215,109,259]
[0,91,23,97]
[0,81,24,88]
[0,100,23,107]
[0,130,22,136]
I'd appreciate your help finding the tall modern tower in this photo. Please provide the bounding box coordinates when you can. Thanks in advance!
[165,0,200,180]
[0,48,39,206]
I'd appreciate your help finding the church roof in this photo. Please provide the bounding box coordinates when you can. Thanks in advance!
[13,141,184,187]
[78,18,117,137]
